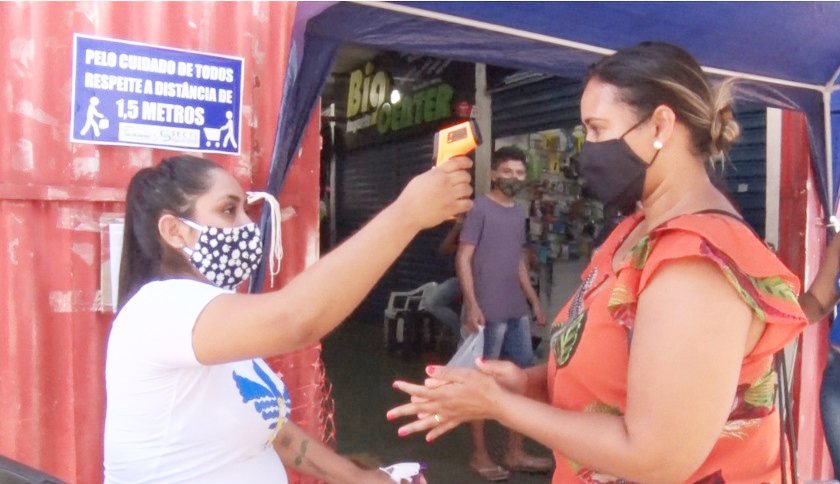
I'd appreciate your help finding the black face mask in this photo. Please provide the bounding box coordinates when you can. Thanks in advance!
[578,116,659,215]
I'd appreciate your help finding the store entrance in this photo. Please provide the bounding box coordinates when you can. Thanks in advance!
[316,43,770,483]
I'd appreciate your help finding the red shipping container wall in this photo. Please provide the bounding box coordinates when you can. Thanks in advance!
[0,3,328,483]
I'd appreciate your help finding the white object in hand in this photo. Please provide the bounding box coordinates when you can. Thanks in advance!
[446,326,485,369]
[379,462,423,482]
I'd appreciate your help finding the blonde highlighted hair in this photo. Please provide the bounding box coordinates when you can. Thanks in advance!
[588,42,740,166]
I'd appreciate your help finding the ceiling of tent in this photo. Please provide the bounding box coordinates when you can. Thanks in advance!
[255,1,840,289]
[300,2,839,204]
[392,1,840,88]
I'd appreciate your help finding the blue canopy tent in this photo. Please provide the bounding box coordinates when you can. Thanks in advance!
[252,1,840,291]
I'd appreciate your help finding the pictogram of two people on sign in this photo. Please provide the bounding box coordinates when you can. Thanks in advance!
[80,96,238,150]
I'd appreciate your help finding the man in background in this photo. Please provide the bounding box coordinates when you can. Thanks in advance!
[457,146,551,480]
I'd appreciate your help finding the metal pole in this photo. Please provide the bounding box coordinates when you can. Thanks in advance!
[475,63,492,195]
[824,89,834,212]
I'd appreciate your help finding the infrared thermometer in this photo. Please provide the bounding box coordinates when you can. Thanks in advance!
[434,119,482,166]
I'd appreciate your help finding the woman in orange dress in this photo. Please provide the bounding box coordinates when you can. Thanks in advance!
[388,42,807,483]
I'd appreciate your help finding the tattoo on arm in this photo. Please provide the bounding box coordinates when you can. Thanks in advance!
[293,439,309,467]
[279,435,293,449]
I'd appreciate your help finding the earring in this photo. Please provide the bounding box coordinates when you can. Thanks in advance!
[653,139,664,150]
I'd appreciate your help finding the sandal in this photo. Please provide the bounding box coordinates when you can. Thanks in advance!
[469,461,510,481]
[502,455,553,473]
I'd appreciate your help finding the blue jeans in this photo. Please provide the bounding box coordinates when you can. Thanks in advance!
[425,277,462,335]
[483,316,535,368]
[821,350,840,473]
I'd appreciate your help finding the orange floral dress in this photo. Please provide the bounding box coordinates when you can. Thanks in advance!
[547,211,807,483]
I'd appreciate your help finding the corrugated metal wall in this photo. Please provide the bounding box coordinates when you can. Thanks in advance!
[0,3,327,483]
[492,77,582,139]
[337,136,456,323]
[722,108,767,238]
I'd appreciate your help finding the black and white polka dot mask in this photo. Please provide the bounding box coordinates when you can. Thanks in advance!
[180,219,263,290]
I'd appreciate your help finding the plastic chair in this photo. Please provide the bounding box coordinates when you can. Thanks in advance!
[383,282,438,356]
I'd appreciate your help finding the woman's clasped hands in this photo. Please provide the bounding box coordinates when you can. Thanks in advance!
[386,358,528,442]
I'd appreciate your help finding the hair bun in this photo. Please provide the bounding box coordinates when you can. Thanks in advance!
[709,79,741,159]
[710,106,740,156]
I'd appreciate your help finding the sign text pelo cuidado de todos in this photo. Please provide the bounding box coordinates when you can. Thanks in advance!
[71,34,244,154]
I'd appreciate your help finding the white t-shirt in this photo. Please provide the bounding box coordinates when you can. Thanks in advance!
[104,279,291,484]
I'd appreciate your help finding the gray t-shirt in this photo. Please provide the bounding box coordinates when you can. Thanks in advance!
[459,195,530,322]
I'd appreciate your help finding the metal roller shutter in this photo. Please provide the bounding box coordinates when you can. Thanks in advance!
[721,108,767,238]
[492,77,583,139]
[337,136,456,322]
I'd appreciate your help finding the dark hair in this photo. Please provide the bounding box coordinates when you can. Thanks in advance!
[587,41,740,165]
[491,146,527,170]
[118,155,220,309]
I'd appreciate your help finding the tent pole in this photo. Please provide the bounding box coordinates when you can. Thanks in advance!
[765,108,782,249]
[824,89,835,210]
[827,63,840,211]
[828,65,840,88]
[474,63,492,195]
[700,67,822,92]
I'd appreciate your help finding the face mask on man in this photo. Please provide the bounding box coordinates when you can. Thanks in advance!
[578,114,661,214]
[495,177,526,198]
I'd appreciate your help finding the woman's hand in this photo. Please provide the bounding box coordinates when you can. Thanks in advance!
[395,156,473,230]
[413,360,526,415]
[387,365,507,442]
[476,358,528,395]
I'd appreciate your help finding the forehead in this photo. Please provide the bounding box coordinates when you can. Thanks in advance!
[203,168,244,196]
[494,159,526,170]
[580,78,629,119]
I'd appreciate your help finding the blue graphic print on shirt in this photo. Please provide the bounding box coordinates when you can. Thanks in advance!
[233,360,292,439]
